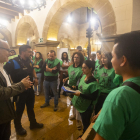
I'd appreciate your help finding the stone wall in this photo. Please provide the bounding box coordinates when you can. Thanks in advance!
[132,0,140,31]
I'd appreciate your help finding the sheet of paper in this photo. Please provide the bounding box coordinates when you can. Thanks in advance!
[62,86,80,93]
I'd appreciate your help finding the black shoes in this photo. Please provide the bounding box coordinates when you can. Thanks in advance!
[16,127,27,135]
[16,123,44,134]
[40,103,58,111]
[54,105,58,112]
[30,123,44,130]
[40,103,50,108]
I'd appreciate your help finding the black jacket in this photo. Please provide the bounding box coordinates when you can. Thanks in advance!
[0,71,25,124]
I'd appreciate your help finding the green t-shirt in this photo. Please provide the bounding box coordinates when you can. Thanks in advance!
[113,74,123,86]
[8,55,18,60]
[44,58,60,77]
[32,56,35,61]
[4,55,18,65]
[94,60,101,78]
[93,76,140,140]
[59,59,63,66]
[68,65,83,86]
[33,59,42,73]
[72,75,99,113]
[84,56,88,60]
[95,59,100,69]
[95,67,117,93]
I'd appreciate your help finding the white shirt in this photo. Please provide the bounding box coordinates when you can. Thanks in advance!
[0,63,11,87]
[0,63,12,101]
[60,60,70,71]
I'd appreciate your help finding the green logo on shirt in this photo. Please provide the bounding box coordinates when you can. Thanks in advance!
[70,71,75,76]
[79,85,83,92]
[101,73,108,77]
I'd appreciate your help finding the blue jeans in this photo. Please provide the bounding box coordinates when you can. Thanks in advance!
[34,73,42,92]
[43,80,58,106]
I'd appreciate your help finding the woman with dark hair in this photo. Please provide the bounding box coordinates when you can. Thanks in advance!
[72,60,100,139]
[61,52,68,62]
[94,52,118,114]
[63,52,84,85]
[63,51,84,130]
[58,52,70,97]
[95,50,102,69]
[90,53,96,61]
[33,52,43,96]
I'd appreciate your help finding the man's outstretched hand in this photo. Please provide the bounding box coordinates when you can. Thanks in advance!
[21,76,33,90]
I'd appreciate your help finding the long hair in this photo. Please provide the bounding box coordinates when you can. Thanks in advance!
[100,52,112,69]
[61,52,68,62]
[34,52,43,64]
[71,52,84,67]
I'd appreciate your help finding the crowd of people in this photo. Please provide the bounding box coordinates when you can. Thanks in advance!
[0,31,140,140]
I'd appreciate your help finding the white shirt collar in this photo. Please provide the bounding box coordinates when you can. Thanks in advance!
[0,63,4,71]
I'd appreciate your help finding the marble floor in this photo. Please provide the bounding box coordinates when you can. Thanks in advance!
[10,94,83,140]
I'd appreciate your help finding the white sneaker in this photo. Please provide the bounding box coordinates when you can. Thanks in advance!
[36,92,39,96]
[69,115,76,120]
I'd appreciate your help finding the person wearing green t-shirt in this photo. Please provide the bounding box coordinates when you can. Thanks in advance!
[94,52,118,115]
[72,60,99,138]
[4,54,18,65]
[63,52,84,88]
[40,50,60,111]
[90,53,96,61]
[33,52,43,96]
[63,52,84,130]
[113,74,123,87]
[95,50,102,69]
[92,32,140,140]
[94,50,102,78]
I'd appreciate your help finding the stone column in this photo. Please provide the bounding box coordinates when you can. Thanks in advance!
[35,40,60,60]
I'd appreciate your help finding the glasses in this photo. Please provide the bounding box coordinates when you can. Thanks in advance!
[74,57,80,59]
[0,47,11,52]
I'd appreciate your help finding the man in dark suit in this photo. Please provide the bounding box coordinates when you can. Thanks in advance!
[0,40,32,140]
[4,45,43,135]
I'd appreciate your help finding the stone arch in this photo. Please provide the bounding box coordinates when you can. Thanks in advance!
[61,38,75,48]
[15,15,39,46]
[42,0,116,42]
[0,28,12,46]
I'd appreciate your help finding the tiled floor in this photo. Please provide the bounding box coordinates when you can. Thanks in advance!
[10,94,83,140]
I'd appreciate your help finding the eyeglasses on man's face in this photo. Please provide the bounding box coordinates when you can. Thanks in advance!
[0,47,11,52]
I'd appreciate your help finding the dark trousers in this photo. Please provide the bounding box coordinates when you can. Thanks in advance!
[43,80,58,106]
[14,88,36,130]
[80,107,93,133]
[58,73,68,97]
[0,121,11,140]
[95,93,108,115]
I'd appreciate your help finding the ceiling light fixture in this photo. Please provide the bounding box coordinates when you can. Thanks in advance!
[90,18,96,25]
[67,15,72,23]
[9,0,46,11]
[0,18,9,29]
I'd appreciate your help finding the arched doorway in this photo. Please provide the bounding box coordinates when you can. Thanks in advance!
[42,0,116,42]
[15,15,39,47]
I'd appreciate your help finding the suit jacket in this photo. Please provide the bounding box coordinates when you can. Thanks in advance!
[0,71,25,124]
